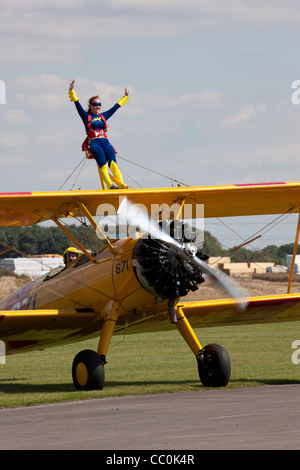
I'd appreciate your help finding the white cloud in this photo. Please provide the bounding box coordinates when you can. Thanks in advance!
[1,0,85,10]
[222,104,266,129]
[117,89,223,117]
[4,109,31,125]
[2,0,300,60]
[92,81,130,104]
[0,34,81,63]
[0,9,188,41]
[107,0,300,27]
[7,74,69,111]
[2,0,300,68]
[0,131,34,150]
[15,92,66,111]
[9,74,66,92]
[179,90,223,108]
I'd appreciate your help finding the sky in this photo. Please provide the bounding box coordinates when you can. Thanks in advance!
[2,0,300,251]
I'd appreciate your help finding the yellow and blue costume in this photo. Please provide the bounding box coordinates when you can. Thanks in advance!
[68,88,128,189]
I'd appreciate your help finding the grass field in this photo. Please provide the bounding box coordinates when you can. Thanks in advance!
[1,320,300,408]
[1,274,300,408]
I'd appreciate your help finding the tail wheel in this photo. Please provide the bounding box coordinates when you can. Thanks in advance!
[72,349,105,391]
[197,343,231,387]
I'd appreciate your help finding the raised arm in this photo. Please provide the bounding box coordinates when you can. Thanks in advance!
[68,79,89,128]
[68,79,78,103]
[117,88,129,107]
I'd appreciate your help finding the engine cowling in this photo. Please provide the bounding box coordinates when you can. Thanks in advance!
[132,222,208,300]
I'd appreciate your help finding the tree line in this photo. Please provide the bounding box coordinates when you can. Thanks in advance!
[0,224,99,258]
[0,225,297,266]
[203,233,299,266]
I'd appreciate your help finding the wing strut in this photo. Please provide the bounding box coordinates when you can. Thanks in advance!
[52,218,96,264]
[287,213,300,293]
[79,202,117,254]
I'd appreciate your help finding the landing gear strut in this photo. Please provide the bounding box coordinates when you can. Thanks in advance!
[72,303,119,391]
[175,306,231,387]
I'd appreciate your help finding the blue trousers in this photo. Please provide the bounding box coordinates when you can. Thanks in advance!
[89,138,117,168]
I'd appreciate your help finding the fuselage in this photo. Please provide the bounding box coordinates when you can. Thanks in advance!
[0,230,207,356]
[0,236,166,317]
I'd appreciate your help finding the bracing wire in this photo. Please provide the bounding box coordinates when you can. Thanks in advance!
[117,154,189,187]
[210,206,300,271]
[58,157,86,191]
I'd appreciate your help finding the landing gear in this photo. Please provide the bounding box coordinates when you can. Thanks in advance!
[72,303,119,391]
[173,306,231,387]
[197,343,231,387]
[72,349,106,391]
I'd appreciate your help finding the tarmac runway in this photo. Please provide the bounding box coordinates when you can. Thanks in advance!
[0,384,300,450]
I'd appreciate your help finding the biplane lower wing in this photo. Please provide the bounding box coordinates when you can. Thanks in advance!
[1,181,300,226]
[3,294,299,355]
[0,308,101,354]
[179,294,300,328]
[111,294,300,335]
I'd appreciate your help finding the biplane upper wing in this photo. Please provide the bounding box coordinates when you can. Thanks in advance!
[1,181,300,226]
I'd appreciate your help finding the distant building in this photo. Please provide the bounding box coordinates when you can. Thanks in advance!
[208,257,274,277]
[0,255,64,279]
[286,254,300,274]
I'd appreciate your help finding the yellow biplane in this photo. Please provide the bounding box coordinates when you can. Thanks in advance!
[1,181,300,390]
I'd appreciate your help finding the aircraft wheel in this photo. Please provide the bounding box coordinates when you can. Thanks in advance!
[197,343,231,387]
[72,349,105,391]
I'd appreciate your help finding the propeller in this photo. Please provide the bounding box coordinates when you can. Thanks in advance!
[118,198,249,312]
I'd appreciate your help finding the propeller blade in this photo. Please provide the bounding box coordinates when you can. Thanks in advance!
[118,198,181,248]
[189,255,248,310]
[118,198,249,310]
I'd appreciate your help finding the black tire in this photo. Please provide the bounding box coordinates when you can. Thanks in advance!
[72,349,105,391]
[197,343,231,387]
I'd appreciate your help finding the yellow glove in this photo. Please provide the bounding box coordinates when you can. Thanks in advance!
[117,95,129,107]
[68,89,78,102]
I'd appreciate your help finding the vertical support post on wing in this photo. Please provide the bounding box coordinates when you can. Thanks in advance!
[52,218,96,264]
[79,202,117,255]
[287,212,300,293]
[173,198,186,220]
[0,244,14,257]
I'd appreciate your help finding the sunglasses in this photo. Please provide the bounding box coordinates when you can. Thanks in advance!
[91,102,101,107]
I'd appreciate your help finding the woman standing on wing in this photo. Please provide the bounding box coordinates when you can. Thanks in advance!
[68,79,129,189]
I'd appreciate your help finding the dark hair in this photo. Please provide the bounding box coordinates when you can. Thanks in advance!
[87,95,101,113]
